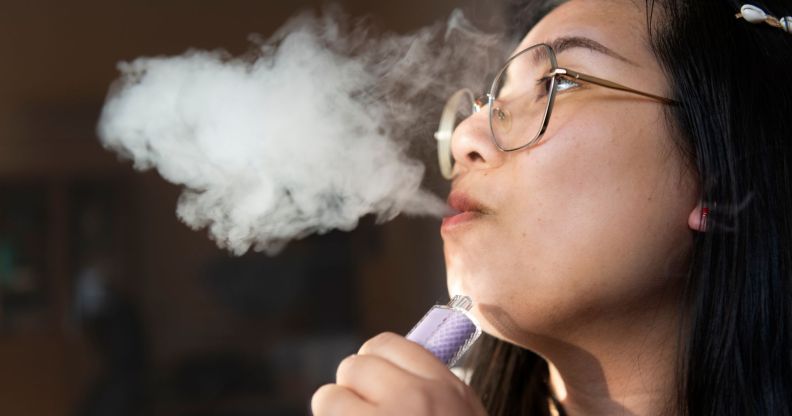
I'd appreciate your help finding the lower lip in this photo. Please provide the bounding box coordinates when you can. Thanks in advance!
[441,211,482,230]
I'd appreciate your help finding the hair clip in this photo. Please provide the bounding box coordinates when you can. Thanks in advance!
[736,4,792,34]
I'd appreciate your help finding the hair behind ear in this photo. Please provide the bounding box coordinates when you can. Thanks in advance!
[648,0,792,414]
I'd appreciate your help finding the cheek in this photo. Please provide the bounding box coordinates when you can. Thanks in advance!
[533,103,696,268]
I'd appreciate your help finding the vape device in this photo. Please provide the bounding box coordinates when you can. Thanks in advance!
[406,295,481,367]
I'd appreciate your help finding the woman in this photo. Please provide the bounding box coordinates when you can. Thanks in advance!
[311,0,792,414]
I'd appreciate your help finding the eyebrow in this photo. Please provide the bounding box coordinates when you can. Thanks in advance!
[547,36,639,67]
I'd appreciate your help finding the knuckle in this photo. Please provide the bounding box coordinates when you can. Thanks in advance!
[310,384,336,415]
[359,331,399,354]
[335,354,360,383]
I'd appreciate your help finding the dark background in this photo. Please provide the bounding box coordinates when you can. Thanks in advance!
[0,0,500,415]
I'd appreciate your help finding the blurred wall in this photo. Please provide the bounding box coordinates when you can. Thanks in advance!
[0,0,494,415]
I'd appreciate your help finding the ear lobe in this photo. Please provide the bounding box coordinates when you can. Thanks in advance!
[688,202,709,232]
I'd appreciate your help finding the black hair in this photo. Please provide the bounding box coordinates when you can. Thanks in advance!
[467,0,792,415]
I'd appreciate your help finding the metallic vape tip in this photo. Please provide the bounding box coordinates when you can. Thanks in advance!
[448,295,473,311]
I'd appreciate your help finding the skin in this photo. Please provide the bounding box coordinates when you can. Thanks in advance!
[312,0,704,415]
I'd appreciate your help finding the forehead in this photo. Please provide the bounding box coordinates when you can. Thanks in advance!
[518,0,652,65]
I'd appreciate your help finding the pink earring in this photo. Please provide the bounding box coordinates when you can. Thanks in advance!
[701,207,710,232]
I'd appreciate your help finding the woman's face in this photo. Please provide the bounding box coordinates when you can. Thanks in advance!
[443,0,698,346]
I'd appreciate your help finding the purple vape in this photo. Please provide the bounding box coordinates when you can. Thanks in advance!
[406,295,481,367]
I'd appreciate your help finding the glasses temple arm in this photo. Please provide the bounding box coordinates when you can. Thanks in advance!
[559,69,677,105]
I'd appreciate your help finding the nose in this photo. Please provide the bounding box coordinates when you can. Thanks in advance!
[450,109,506,177]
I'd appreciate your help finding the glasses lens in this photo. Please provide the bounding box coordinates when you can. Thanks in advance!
[435,89,475,179]
[489,45,554,151]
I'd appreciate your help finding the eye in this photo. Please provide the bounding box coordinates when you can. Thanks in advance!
[555,76,581,93]
[538,75,582,98]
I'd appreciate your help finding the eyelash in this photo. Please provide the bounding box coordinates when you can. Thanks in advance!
[538,75,581,98]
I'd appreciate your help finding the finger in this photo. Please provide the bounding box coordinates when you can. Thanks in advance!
[358,332,458,383]
[336,353,425,403]
[311,383,377,416]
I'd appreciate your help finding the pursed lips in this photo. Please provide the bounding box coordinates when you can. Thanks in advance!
[442,190,492,229]
[447,190,491,215]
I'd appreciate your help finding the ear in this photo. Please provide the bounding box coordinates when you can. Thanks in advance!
[688,202,709,232]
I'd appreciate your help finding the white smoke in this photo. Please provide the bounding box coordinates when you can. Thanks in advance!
[97,8,505,255]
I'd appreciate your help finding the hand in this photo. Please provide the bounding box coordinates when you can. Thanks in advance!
[311,332,487,416]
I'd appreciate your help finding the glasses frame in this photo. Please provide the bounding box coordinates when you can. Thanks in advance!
[435,43,678,179]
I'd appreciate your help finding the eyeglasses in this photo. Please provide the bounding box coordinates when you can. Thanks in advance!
[434,43,677,179]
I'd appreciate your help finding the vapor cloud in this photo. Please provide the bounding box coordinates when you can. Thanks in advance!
[98,8,504,255]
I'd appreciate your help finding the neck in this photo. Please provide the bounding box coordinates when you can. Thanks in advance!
[541,304,681,416]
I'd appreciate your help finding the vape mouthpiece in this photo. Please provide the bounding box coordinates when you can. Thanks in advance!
[406,295,481,367]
